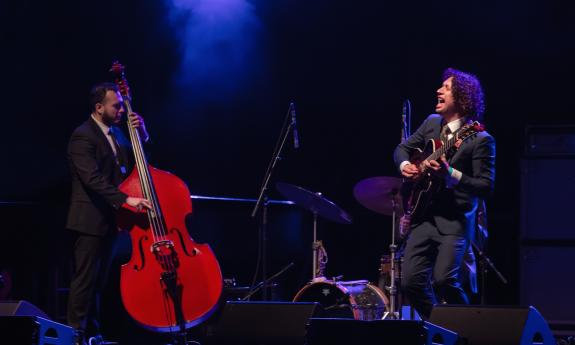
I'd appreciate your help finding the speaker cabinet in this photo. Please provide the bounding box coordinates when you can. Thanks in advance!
[520,156,575,331]
[520,246,575,328]
[430,305,554,345]
[204,301,322,345]
[520,158,575,240]
[0,300,73,345]
[0,300,49,318]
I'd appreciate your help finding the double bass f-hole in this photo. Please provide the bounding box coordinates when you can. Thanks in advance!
[169,228,200,257]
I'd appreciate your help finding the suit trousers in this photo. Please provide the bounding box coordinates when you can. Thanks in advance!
[401,218,469,319]
[67,230,117,333]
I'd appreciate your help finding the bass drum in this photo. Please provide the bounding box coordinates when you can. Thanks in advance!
[293,280,388,320]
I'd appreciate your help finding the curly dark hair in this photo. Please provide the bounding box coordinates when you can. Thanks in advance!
[442,68,485,121]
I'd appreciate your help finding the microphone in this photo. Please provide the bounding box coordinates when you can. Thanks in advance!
[401,99,411,142]
[290,102,300,149]
[402,101,407,127]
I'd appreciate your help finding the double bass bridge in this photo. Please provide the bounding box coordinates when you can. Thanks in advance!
[151,240,180,270]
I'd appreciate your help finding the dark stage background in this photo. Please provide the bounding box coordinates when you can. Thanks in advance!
[1,0,574,340]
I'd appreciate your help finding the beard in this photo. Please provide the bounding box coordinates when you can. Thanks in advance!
[102,111,121,126]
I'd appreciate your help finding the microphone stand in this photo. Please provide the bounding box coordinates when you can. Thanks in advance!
[250,104,295,300]
[382,99,411,320]
[472,242,508,304]
[242,262,295,301]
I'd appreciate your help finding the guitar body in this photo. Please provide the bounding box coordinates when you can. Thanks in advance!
[401,138,443,222]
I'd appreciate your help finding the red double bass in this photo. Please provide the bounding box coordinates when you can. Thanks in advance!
[111,62,222,332]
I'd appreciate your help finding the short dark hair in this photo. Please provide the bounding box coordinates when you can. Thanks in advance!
[442,68,485,121]
[89,82,118,112]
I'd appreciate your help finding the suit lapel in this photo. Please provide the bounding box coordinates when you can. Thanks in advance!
[448,134,474,164]
[427,115,443,141]
[87,117,130,183]
[88,117,116,158]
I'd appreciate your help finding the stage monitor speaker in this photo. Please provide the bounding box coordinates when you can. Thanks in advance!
[0,300,49,318]
[429,305,554,345]
[305,318,458,345]
[0,300,73,345]
[204,301,322,345]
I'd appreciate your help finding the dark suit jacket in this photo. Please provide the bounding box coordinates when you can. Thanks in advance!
[66,117,134,236]
[393,114,495,238]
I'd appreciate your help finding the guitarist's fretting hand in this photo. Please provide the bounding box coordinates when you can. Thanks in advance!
[423,154,450,178]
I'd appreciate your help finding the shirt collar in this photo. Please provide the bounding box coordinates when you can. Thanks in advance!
[91,114,112,135]
[446,117,465,134]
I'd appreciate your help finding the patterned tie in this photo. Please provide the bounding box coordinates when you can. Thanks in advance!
[440,124,450,144]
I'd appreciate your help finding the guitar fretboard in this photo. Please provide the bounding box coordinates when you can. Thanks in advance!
[418,123,477,171]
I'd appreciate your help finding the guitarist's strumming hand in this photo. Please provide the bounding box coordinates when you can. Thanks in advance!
[401,163,420,179]
[423,154,450,178]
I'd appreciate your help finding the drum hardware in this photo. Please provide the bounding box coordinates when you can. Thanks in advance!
[353,176,404,319]
[382,192,402,319]
[353,176,403,217]
[312,239,328,281]
[241,262,294,301]
[293,280,388,321]
[377,254,402,293]
[276,182,352,281]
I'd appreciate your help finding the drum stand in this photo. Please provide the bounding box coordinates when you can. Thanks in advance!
[382,195,401,320]
[312,212,328,281]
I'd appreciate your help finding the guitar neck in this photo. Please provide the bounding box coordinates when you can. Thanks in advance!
[428,135,457,162]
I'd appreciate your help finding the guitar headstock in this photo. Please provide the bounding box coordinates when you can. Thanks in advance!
[456,121,485,142]
[109,61,131,100]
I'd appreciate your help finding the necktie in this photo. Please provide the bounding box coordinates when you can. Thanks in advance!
[108,128,127,176]
[440,125,450,144]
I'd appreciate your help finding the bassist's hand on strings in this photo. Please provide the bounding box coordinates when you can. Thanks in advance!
[126,197,152,211]
[423,154,450,178]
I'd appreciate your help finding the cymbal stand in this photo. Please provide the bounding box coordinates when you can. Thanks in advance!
[382,99,410,319]
[312,211,328,281]
[382,194,401,320]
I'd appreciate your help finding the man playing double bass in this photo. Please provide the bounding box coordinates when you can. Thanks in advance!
[66,83,151,345]
[393,68,495,319]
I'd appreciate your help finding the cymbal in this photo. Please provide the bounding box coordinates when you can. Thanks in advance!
[276,182,352,224]
[353,176,403,216]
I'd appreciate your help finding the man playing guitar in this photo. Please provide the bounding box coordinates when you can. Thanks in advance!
[393,68,495,319]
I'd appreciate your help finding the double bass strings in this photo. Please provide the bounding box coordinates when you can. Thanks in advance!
[124,99,177,274]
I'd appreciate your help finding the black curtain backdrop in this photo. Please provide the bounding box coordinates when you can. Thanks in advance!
[1,0,573,330]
